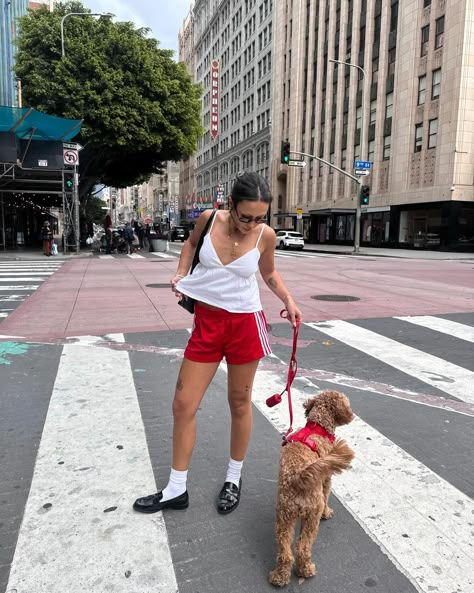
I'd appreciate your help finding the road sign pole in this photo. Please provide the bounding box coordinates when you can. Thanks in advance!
[74,164,80,255]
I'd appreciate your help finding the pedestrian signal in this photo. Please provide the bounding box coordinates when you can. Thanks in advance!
[360,186,370,206]
[281,141,291,164]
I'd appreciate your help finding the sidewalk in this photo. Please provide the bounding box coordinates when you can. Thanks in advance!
[302,243,474,260]
[0,248,94,261]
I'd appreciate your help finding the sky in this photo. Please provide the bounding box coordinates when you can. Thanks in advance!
[83,0,192,55]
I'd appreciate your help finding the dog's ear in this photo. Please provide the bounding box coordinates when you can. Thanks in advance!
[303,396,318,417]
[332,393,354,425]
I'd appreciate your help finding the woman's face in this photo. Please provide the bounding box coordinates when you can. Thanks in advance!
[230,200,269,234]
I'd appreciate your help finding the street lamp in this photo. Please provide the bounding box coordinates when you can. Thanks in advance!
[61,12,114,58]
[329,58,366,253]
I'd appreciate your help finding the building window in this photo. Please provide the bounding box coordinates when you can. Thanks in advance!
[385,92,393,119]
[421,25,430,57]
[368,140,375,162]
[415,123,423,152]
[435,16,445,49]
[428,118,438,149]
[383,135,391,160]
[370,100,377,124]
[418,75,426,105]
[356,106,362,130]
[432,68,441,99]
[424,0,431,6]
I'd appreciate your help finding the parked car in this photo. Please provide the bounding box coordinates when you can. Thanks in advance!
[275,230,305,250]
[170,226,189,242]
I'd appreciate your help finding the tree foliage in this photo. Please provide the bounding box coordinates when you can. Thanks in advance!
[15,1,202,198]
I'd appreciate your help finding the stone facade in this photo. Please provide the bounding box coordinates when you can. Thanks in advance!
[272,0,474,248]
[192,0,273,206]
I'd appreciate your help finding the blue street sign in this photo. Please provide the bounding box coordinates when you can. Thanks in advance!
[354,160,372,169]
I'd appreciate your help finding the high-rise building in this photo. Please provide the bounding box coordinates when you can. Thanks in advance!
[193,0,273,210]
[1,0,54,107]
[273,0,474,250]
[178,4,196,222]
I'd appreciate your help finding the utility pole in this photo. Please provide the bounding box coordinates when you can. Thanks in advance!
[329,59,367,253]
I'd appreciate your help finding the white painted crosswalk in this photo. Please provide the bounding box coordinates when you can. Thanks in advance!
[0,260,64,321]
[3,313,473,593]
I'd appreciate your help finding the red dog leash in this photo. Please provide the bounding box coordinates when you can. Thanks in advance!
[266,310,301,439]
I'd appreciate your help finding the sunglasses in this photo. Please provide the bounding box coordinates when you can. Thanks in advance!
[233,206,267,224]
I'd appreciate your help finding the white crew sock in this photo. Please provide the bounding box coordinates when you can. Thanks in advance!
[161,468,188,502]
[226,458,243,487]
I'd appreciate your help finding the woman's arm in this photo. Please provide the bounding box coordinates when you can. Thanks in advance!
[258,227,303,326]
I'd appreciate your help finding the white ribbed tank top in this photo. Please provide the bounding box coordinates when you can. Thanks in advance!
[176,212,266,313]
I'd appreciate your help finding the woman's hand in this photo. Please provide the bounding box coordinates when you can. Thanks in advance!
[284,296,303,327]
[170,275,184,299]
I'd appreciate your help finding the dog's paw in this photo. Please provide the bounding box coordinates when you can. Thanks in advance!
[269,569,291,587]
[296,562,317,578]
[322,506,334,519]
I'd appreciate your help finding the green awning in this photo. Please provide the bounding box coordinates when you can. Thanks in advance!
[0,105,82,141]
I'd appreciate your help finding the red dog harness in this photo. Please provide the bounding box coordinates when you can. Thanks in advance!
[284,422,335,452]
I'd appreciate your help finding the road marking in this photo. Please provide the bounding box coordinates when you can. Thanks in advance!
[0,285,39,290]
[0,271,54,276]
[0,277,48,282]
[6,337,178,593]
[305,320,474,404]
[0,295,24,301]
[98,255,114,259]
[126,253,145,258]
[395,315,474,343]
[251,369,474,593]
[0,312,9,318]
[150,252,174,258]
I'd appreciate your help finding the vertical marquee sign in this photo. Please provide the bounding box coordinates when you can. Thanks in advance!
[211,59,220,140]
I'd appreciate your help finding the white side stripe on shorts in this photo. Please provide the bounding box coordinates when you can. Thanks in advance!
[254,311,272,356]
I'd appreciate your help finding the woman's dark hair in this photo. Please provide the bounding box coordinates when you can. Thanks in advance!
[231,172,272,205]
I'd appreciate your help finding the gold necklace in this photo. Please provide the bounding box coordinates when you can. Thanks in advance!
[228,213,240,258]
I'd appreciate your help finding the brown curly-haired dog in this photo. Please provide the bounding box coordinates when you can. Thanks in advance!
[269,390,355,587]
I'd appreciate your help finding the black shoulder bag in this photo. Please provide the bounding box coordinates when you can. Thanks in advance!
[178,209,217,314]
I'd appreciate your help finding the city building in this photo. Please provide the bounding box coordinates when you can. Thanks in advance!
[1,0,54,107]
[178,3,196,221]
[272,0,474,250]
[192,0,274,219]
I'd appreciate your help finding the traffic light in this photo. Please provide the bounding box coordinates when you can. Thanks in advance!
[360,185,370,206]
[281,141,291,164]
[64,172,74,192]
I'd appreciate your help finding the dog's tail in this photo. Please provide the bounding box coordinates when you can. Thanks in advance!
[294,439,354,492]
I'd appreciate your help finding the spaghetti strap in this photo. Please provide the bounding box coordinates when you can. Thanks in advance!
[208,209,218,235]
[256,224,266,248]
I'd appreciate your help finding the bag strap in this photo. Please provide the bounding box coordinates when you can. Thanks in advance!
[190,209,217,274]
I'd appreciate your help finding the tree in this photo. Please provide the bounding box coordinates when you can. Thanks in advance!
[15,1,202,199]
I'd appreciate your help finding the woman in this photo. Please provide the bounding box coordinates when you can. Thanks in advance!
[133,173,302,515]
[41,221,53,256]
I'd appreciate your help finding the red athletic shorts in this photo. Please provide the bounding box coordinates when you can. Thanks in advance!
[184,303,272,365]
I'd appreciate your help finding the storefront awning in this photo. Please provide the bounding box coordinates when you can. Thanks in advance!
[309,208,356,215]
[0,106,82,141]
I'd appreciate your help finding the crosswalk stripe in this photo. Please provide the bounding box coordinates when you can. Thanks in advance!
[150,252,174,258]
[305,320,474,404]
[0,277,48,281]
[0,285,39,290]
[251,369,474,593]
[395,315,474,343]
[126,253,145,258]
[98,255,114,259]
[0,271,54,276]
[6,336,178,592]
[0,295,24,301]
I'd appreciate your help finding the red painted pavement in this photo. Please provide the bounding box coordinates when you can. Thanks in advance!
[1,256,473,341]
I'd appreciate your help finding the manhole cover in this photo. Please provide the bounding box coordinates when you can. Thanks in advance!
[146,283,170,288]
[311,295,360,302]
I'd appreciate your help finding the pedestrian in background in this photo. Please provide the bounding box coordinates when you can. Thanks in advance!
[41,221,53,256]
[104,211,113,254]
[134,172,302,516]
[123,222,135,254]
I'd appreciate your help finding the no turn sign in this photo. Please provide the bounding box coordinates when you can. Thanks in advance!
[63,149,79,166]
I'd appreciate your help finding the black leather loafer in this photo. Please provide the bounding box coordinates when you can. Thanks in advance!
[133,490,189,514]
[217,479,242,514]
